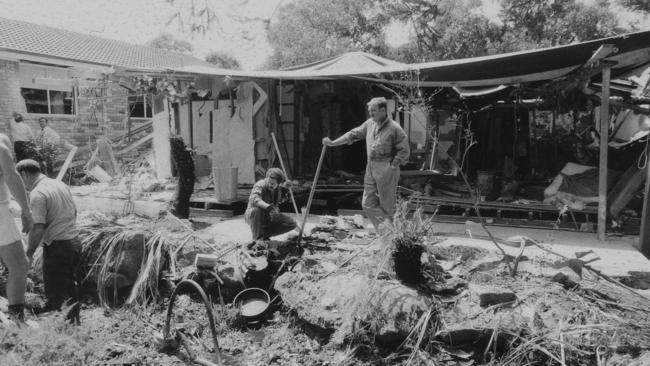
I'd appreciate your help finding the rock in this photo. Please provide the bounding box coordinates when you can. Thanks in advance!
[551,269,581,289]
[429,277,467,296]
[435,328,495,345]
[84,231,146,291]
[110,232,146,289]
[470,285,516,307]
[275,272,433,346]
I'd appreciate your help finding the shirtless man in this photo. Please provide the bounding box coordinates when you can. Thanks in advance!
[0,133,33,322]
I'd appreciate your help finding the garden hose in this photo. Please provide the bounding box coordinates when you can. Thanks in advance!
[163,279,222,366]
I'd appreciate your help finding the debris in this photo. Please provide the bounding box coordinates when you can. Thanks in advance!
[195,254,220,269]
[470,285,517,307]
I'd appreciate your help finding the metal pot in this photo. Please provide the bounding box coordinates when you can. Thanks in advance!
[232,287,270,322]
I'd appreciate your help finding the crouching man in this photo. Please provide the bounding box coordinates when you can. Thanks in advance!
[245,168,297,241]
[17,159,81,319]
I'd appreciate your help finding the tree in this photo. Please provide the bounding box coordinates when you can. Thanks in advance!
[619,0,650,12]
[147,34,194,54]
[265,0,390,68]
[205,52,241,69]
[384,0,507,61]
[500,0,622,47]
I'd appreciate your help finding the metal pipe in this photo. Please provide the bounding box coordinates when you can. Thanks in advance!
[163,279,222,365]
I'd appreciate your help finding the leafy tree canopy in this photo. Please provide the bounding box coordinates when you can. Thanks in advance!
[147,33,194,54]
[265,0,390,68]
[205,51,241,69]
[266,0,626,68]
[619,0,650,12]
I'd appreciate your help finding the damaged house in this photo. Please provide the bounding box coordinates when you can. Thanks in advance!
[0,16,209,179]
[162,30,650,247]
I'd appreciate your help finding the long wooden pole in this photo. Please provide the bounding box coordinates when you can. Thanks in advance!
[597,64,612,241]
[298,144,327,243]
[640,145,650,259]
[270,132,300,220]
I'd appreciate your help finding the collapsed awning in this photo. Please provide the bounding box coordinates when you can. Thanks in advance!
[169,30,650,88]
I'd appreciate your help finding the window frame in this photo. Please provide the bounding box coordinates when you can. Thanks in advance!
[21,86,77,117]
[127,93,154,120]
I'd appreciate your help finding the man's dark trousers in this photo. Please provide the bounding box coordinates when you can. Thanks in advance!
[247,208,296,240]
[42,237,82,310]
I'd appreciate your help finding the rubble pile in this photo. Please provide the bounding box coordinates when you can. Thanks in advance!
[272,224,650,365]
[11,209,650,365]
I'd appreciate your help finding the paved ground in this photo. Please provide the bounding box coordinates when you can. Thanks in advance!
[200,214,649,277]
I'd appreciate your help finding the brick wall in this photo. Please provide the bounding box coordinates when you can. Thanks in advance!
[0,59,149,150]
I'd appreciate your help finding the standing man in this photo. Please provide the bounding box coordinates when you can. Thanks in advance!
[16,159,81,317]
[322,97,410,230]
[0,134,33,322]
[37,117,61,146]
[10,112,35,161]
[245,168,297,242]
[36,117,61,177]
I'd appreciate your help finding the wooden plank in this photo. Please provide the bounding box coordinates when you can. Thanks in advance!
[189,208,233,218]
[608,162,645,218]
[337,209,366,217]
[56,146,78,181]
[640,147,650,259]
[116,134,153,155]
[598,64,612,240]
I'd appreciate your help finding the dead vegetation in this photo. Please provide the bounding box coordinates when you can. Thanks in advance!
[2,203,649,365]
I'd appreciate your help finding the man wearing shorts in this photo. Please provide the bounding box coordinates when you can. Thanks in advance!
[0,133,33,322]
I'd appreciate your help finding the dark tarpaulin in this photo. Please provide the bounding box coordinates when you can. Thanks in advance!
[170,31,650,88]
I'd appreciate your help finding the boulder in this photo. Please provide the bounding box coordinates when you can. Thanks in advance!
[275,271,434,346]
[84,231,146,290]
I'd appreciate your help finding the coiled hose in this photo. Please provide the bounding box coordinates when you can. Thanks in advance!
[163,279,222,366]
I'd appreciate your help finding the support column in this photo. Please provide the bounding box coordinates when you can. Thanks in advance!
[640,146,650,258]
[597,64,612,241]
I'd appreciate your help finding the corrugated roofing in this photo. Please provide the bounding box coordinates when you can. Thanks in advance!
[0,16,209,69]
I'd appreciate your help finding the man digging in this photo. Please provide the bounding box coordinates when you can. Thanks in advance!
[17,159,81,322]
[245,168,297,246]
[322,97,410,231]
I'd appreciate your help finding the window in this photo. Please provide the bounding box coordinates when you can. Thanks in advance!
[21,88,74,115]
[128,94,152,118]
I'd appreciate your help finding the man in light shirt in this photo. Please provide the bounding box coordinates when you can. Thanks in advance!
[322,97,410,230]
[17,159,80,320]
[10,112,35,162]
[37,117,61,146]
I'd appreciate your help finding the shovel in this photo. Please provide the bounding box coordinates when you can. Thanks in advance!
[297,144,327,244]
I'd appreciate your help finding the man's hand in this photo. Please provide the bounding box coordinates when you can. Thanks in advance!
[21,211,33,233]
[266,204,279,215]
[25,251,34,268]
[322,137,333,146]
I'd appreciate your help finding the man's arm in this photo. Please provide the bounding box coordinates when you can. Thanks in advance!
[25,192,47,258]
[26,223,45,259]
[323,121,368,147]
[248,181,273,210]
[391,126,410,167]
[0,136,32,227]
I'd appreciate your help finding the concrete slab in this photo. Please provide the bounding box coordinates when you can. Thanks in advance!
[432,221,650,277]
[200,215,649,278]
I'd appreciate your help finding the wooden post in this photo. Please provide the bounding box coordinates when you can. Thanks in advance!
[597,64,612,241]
[298,145,327,244]
[640,146,650,259]
[271,132,301,221]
